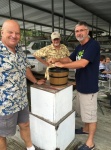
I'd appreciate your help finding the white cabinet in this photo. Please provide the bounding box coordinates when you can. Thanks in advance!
[31,84,73,123]
[30,111,75,150]
[30,83,75,150]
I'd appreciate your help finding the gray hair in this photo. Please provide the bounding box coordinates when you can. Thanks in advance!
[74,21,89,30]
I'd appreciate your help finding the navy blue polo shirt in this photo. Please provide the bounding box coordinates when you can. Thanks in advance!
[69,38,100,94]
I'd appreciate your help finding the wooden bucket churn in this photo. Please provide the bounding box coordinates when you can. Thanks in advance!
[49,67,69,86]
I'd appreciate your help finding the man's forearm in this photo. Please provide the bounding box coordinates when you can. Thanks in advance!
[48,57,72,64]
[34,56,49,66]
[59,57,72,63]
[26,67,37,84]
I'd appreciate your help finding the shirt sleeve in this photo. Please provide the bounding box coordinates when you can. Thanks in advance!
[69,50,76,61]
[33,46,48,58]
[63,45,70,56]
[21,49,32,68]
[25,58,32,68]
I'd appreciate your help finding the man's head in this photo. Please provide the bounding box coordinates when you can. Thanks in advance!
[1,19,20,49]
[74,21,89,43]
[106,56,111,63]
[51,32,61,47]
[100,55,106,64]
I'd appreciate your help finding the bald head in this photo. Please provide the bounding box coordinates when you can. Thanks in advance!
[2,19,20,31]
[1,19,21,51]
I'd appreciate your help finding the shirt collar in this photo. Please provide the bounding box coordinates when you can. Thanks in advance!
[0,40,19,53]
[51,43,61,50]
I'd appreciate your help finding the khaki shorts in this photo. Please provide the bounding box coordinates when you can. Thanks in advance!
[0,105,29,137]
[75,91,98,123]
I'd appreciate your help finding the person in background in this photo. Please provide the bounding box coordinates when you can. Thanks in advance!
[33,31,70,66]
[0,19,45,150]
[99,55,106,72]
[106,56,111,63]
[105,56,111,71]
[99,55,108,80]
[48,21,100,150]
[99,55,111,75]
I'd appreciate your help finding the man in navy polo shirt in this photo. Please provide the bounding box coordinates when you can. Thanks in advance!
[48,21,100,150]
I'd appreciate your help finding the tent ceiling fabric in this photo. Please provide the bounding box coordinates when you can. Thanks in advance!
[70,0,111,24]
[0,0,111,36]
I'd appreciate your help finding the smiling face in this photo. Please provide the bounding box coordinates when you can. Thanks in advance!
[1,20,20,51]
[74,24,89,43]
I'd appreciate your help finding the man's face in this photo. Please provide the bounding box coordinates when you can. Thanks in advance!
[52,38,60,47]
[74,25,89,42]
[1,22,20,48]
[102,59,106,64]
[106,57,110,63]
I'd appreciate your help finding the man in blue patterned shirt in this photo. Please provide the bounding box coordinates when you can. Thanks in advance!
[0,20,45,150]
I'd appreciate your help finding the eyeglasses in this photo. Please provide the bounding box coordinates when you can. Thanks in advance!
[75,29,87,33]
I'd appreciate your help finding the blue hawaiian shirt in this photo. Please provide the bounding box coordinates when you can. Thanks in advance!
[0,41,31,116]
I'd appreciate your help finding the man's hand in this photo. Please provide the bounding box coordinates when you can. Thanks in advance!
[36,79,46,85]
[55,62,64,68]
[48,58,58,65]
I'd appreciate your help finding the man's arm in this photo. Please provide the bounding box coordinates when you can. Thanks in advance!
[48,57,72,64]
[33,46,49,66]
[34,56,49,66]
[55,59,89,69]
[26,67,45,85]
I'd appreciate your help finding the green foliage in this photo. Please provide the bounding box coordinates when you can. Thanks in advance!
[20,29,45,45]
